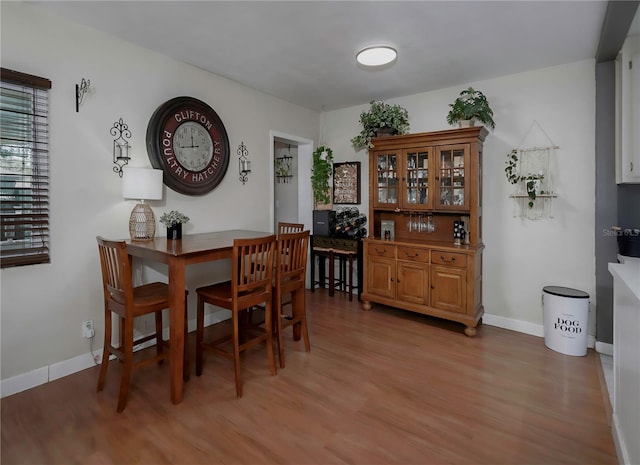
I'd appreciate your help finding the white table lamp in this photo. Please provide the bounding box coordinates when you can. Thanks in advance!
[122,167,163,241]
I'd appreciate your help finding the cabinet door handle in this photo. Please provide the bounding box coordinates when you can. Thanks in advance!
[405,252,419,258]
[375,248,387,255]
[440,255,455,263]
[431,285,435,289]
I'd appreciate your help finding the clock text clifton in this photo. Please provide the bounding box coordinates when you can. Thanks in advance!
[146,97,230,196]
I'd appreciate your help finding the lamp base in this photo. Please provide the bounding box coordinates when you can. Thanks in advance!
[129,203,156,241]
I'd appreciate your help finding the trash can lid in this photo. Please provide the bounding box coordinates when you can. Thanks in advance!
[543,286,589,299]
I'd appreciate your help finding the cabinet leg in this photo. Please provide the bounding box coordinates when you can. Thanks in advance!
[464,326,477,337]
[362,301,371,311]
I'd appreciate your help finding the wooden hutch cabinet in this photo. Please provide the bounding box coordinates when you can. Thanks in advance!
[361,127,487,336]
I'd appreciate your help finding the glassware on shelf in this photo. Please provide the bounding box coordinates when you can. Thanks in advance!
[426,213,435,233]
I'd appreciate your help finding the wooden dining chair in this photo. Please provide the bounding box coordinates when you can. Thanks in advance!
[273,230,310,368]
[277,222,304,235]
[95,236,188,412]
[195,234,277,397]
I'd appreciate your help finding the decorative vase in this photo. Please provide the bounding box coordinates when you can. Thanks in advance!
[167,223,182,240]
[375,127,395,138]
[457,119,476,128]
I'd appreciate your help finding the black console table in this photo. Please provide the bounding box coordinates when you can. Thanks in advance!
[310,235,363,301]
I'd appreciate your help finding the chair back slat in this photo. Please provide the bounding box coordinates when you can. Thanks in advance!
[276,230,310,285]
[277,222,304,235]
[96,236,133,306]
[232,235,276,307]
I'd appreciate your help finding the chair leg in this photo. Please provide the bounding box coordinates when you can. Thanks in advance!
[264,300,277,376]
[195,295,205,376]
[293,289,310,352]
[328,250,335,297]
[348,254,354,302]
[97,306,111,392]
[117,317,134,412]
[273,291,285,369]
[155,310,164,363]
[232,311,243,398]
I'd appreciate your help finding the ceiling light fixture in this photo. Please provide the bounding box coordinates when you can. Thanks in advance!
[356,45,397,67]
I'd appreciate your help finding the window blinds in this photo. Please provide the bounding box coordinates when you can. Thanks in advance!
[0,68,51,268]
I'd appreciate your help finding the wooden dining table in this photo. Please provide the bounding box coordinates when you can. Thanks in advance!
[125,229,272,404]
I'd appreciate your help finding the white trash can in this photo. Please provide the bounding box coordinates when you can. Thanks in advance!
[542,286,589,356]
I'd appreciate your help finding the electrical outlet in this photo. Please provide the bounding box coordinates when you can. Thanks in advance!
[82,320,95,339]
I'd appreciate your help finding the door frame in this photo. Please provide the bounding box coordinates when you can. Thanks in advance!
[269,131,314,233]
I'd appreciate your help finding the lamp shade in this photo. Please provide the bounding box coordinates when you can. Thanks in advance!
[122,167,163,200]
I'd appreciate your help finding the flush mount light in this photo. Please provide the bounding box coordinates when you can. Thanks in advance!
[356,45,397,67]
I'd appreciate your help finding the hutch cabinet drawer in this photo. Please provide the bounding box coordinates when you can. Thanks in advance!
[397,246,429,263]
[431,251,467,268]
[367,243,396,258]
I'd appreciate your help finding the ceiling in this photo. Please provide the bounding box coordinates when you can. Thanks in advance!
[28,1,637,112]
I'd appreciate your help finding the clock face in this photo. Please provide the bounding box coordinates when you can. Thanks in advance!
[173,121,213,171]
[146,97,230,196]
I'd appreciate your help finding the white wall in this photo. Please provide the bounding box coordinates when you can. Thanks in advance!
[323,60,596,335]
[0,3,318,387]
[1,2,597,394]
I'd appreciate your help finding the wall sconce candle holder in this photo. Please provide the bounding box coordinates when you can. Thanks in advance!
[75,78,90,112]
[238,141,251,185]
[111,118,132,177]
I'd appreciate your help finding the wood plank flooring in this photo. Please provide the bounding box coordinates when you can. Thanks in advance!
[1,290,617,465]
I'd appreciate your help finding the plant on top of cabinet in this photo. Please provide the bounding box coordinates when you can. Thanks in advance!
[446,87,495,129]
[311,146,334,207]
[351,100,410,151]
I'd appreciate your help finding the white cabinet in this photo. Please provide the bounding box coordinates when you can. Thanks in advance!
[616,35,640,184]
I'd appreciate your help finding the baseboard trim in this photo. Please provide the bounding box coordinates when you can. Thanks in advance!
[482,313,544,337]
[1,310,230,399]
[482,313,596,349]
[595,341,614,356]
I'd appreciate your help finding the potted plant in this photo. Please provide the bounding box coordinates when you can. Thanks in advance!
[505,149,544,208]
[311,146,333,208]
[351,100,410,151]
[159,210,190,239]
[446,87,495,129]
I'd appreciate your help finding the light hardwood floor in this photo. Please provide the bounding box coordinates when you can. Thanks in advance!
[1,290,617,465]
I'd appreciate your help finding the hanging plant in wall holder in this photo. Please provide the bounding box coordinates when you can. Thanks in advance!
[505,149,546,208]
[311,146,333,209]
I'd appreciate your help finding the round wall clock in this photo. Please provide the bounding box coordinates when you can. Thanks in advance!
[146,96,230,196]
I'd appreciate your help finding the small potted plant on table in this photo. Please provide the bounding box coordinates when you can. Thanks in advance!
[160,210,190,239]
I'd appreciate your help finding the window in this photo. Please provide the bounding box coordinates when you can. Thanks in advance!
[0,68,51,268]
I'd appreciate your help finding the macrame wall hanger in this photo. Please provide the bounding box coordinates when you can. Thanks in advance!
[509,120,559,220]
[516,119,559,151]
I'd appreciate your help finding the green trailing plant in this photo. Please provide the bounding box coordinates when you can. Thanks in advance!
[446,87,495,129]
[505,149,520,184]
[311,146,334,205]
[504,149,544,208]
[159,210,190,227]
[351,100,410,151]
[523,174,544,208]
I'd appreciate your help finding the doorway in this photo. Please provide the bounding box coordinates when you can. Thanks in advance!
[269,131,313,233]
